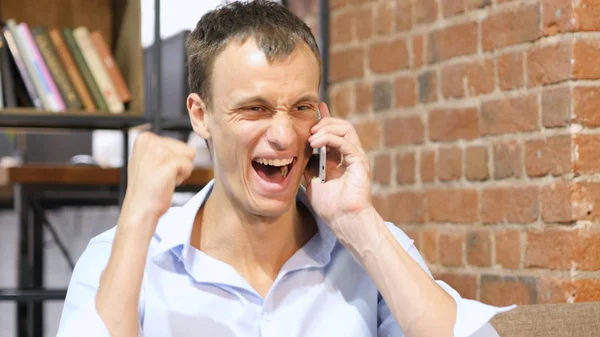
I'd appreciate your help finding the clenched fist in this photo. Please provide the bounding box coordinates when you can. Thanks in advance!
[120,131,196,233]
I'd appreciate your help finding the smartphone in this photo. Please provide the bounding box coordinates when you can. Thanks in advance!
[315,107,326,182]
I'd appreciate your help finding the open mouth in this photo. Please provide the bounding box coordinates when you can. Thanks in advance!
[251,157,296,184]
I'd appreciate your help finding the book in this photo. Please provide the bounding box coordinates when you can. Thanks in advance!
[2,25,42,109]
[48,28,96,111]
[0,30,18,108]
[32,25,83,110]
[62,28,108,112]
[72,27,123,114]
[90,31,131,103]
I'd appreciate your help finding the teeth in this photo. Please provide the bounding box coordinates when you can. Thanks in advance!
[281,165,289,178]
[255,157,294,167]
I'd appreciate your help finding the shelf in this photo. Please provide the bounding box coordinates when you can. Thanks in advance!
[0,289,67,302]
[0,164,214,186]
[0,108,147,130]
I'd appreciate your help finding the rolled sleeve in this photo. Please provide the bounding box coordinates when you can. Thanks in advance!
[56,229,145,337]
[378,223,516,337]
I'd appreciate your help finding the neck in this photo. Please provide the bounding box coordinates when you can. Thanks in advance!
[190,180,317,283]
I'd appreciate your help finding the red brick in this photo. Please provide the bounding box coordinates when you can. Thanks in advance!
[429,22,478,63]
[441,63,465,98]
[373,153,391,185]
[420,150,435,183]
[439,232,465,266]
[542,86,571,128]
[355,82,372,114]
[354,6,374,41]
[329,0,347,9]
[525,230,579,269]
[576,231,600,271]
[481,95,539,135]
[481,275,537,306]
[541,181,574,223]
[442,0,464,17]
[331,10,353,44]
[428,108,479,141]
[481,186,537,224]
[412,35,424,68]
[434,273,477,299]
[493,141,523,179]
[543,0,574,35]
[372,194,388,218]
[394,76,417,108]
[417,70,438,103]
[383,116,424,147]
[427,189,478,224]
[526,229,600,271]
[497,51,524,90]
[481,187,509,224]
[387,191,425,224]
[353,119,381,151]
[574,0,600,31]
[527,39,572,87]
[572,182,600,221]
[397,151,416,185]
[330,48,364,82]
[482,3,541,51]
[438,147,462,182]
[375,1,394,35]
[507,186,539,224]
[466,58,495,95]
[465,146,489,181]
[422,230,439,263]
[495,230,521,269]
[414,0,438,24]
[466,0,491,9]
[467,231,491,266]
[574,135,600,174]
[538,278,600,303]
[369,40,409,73]
[574,86,600,126]
[402,229,420,248]
[526,136,572,177]
[396,0,412,32]
[572,39,600,79]
[330,85,353,118]
[348,0,374,4]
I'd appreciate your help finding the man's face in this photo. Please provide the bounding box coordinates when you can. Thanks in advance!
[202,38,321,217]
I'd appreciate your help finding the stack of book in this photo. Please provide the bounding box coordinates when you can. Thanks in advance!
[0,19,131,114]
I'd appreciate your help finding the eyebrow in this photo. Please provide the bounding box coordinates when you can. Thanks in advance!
[232,93,320,108]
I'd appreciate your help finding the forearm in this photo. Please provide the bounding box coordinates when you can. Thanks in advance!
[96,213,156,337]
[333,208,456,337]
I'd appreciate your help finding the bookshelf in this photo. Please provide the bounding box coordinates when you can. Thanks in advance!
[0,0,145,124]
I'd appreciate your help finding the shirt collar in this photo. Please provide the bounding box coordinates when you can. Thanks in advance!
[150,179,337,266]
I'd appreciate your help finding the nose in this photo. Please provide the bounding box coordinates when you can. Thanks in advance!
[265,113,294,151]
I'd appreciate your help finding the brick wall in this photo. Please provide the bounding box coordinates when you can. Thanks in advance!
[290,0,600,306]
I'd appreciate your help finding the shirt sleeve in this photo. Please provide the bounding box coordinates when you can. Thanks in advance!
[377,223,516,337]
[56,232,145,337]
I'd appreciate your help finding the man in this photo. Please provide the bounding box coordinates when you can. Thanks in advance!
[57,1,513,336]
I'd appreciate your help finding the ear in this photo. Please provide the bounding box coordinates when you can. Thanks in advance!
[187,93,211,140]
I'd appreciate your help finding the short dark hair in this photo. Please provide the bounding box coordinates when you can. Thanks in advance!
[186,0,322,108]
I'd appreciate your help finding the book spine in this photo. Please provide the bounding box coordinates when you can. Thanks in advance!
[73,27,123,114]
[32,26,82,110]
[48,28,96,111]
[61,28,108,112]
[18,23,64,111]
[0,30,17,107]
[90,31,131,103]
[2,26,42,109]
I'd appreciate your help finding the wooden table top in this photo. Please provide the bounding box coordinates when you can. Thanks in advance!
[0,165,214,186]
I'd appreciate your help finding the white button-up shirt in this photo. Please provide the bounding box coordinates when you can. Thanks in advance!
[56,180,514,337]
